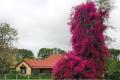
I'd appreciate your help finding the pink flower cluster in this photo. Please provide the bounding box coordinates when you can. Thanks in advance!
[53,1,110,79]
[53,53,97,79]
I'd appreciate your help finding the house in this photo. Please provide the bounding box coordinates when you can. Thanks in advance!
[16,54,63,75]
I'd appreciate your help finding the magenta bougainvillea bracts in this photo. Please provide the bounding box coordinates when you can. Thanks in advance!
[53,1,110,79]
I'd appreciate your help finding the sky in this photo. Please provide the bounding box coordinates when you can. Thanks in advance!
[0,0,120,56]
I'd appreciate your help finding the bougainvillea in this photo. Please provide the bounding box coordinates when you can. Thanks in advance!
[53,1,110,79]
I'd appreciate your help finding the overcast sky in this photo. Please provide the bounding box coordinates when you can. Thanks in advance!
[0,0,120,56]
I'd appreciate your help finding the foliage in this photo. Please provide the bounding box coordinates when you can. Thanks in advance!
[37,48,65,59]
[6,69,18,79]
[107,60,120,72]
[0,72,52,79]
[105,49,120,80]
[40,73,52,79]
[32,69,40,75]
[8,69,17,75]
[53,1,110,79]
[96,0,112,12]
[16,49,34,60]
[96,0,115,44]
[105,71,120,80]
[105,60,120,80]
[0,61,10,73]
[0,23,18,74]
[109,48,120,60]
[0,23,18,46]
[37,48,52,59]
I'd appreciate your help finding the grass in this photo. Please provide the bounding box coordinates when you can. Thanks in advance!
[0,69,53,80]
[0,73,53,80]
[0,79,53,80]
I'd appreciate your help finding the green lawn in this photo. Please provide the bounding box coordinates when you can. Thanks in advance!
[0,73,53,80]
[0,69,53,80]
[0,79,53,80]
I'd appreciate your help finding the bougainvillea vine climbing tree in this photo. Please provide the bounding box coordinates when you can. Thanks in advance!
[53,1,110,79]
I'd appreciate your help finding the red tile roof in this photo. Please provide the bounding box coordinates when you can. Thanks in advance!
[24,54,63,68]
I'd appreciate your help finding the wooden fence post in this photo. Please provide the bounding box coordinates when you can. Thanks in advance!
[39,74,41,79]
[16,74,18,80]
[5,74,6,80]
[28,75,29,80]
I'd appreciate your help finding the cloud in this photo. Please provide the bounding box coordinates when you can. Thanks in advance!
[0,0,120,56]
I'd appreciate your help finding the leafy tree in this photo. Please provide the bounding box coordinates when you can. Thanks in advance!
[52,48,65,54]
[17,49,34,60]
[107,60,120,72]
[105,60,120,80]
[0,23,18,46]
[53,1,110,79]
[105,49,120,80]
[38,48,53,59]
[0,23,18,74]
[109,48,120,60]
[37,48,65,59]
[105,70,120,80]
[105,49,120,72]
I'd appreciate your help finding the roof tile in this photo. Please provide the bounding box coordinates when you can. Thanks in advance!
[25,54,63,68]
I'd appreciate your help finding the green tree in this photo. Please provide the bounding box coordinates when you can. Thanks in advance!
[105,70,120,80]
[105,49,120,80]
[110,48,120,60]
[0,23,18,46]
[105,60,120,80]
[37,48,53,59]
[0,23,18,74]
[17,49,34,60]
[52,48,65,54]
[37,48,65,59]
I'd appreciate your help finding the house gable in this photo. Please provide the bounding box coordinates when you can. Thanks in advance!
[16,54,63,75]
[16,61,32,75]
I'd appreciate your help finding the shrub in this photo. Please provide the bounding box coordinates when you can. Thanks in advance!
[53,1,110,79]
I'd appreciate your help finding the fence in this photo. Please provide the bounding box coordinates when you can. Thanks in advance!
[0,74,53,80]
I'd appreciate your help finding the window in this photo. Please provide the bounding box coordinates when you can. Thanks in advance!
[20,65,26,74]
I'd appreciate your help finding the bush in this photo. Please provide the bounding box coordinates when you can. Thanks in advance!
[105,71,120,80]
[17,75,28,79]
[8,69,17,75]
[0,74,5,79]
[41,73,52,79]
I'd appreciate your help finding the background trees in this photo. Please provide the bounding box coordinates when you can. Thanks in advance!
[16,49,34,62]
[0,23,18,74]
[37,48,65,59]
[109,49,120,60]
